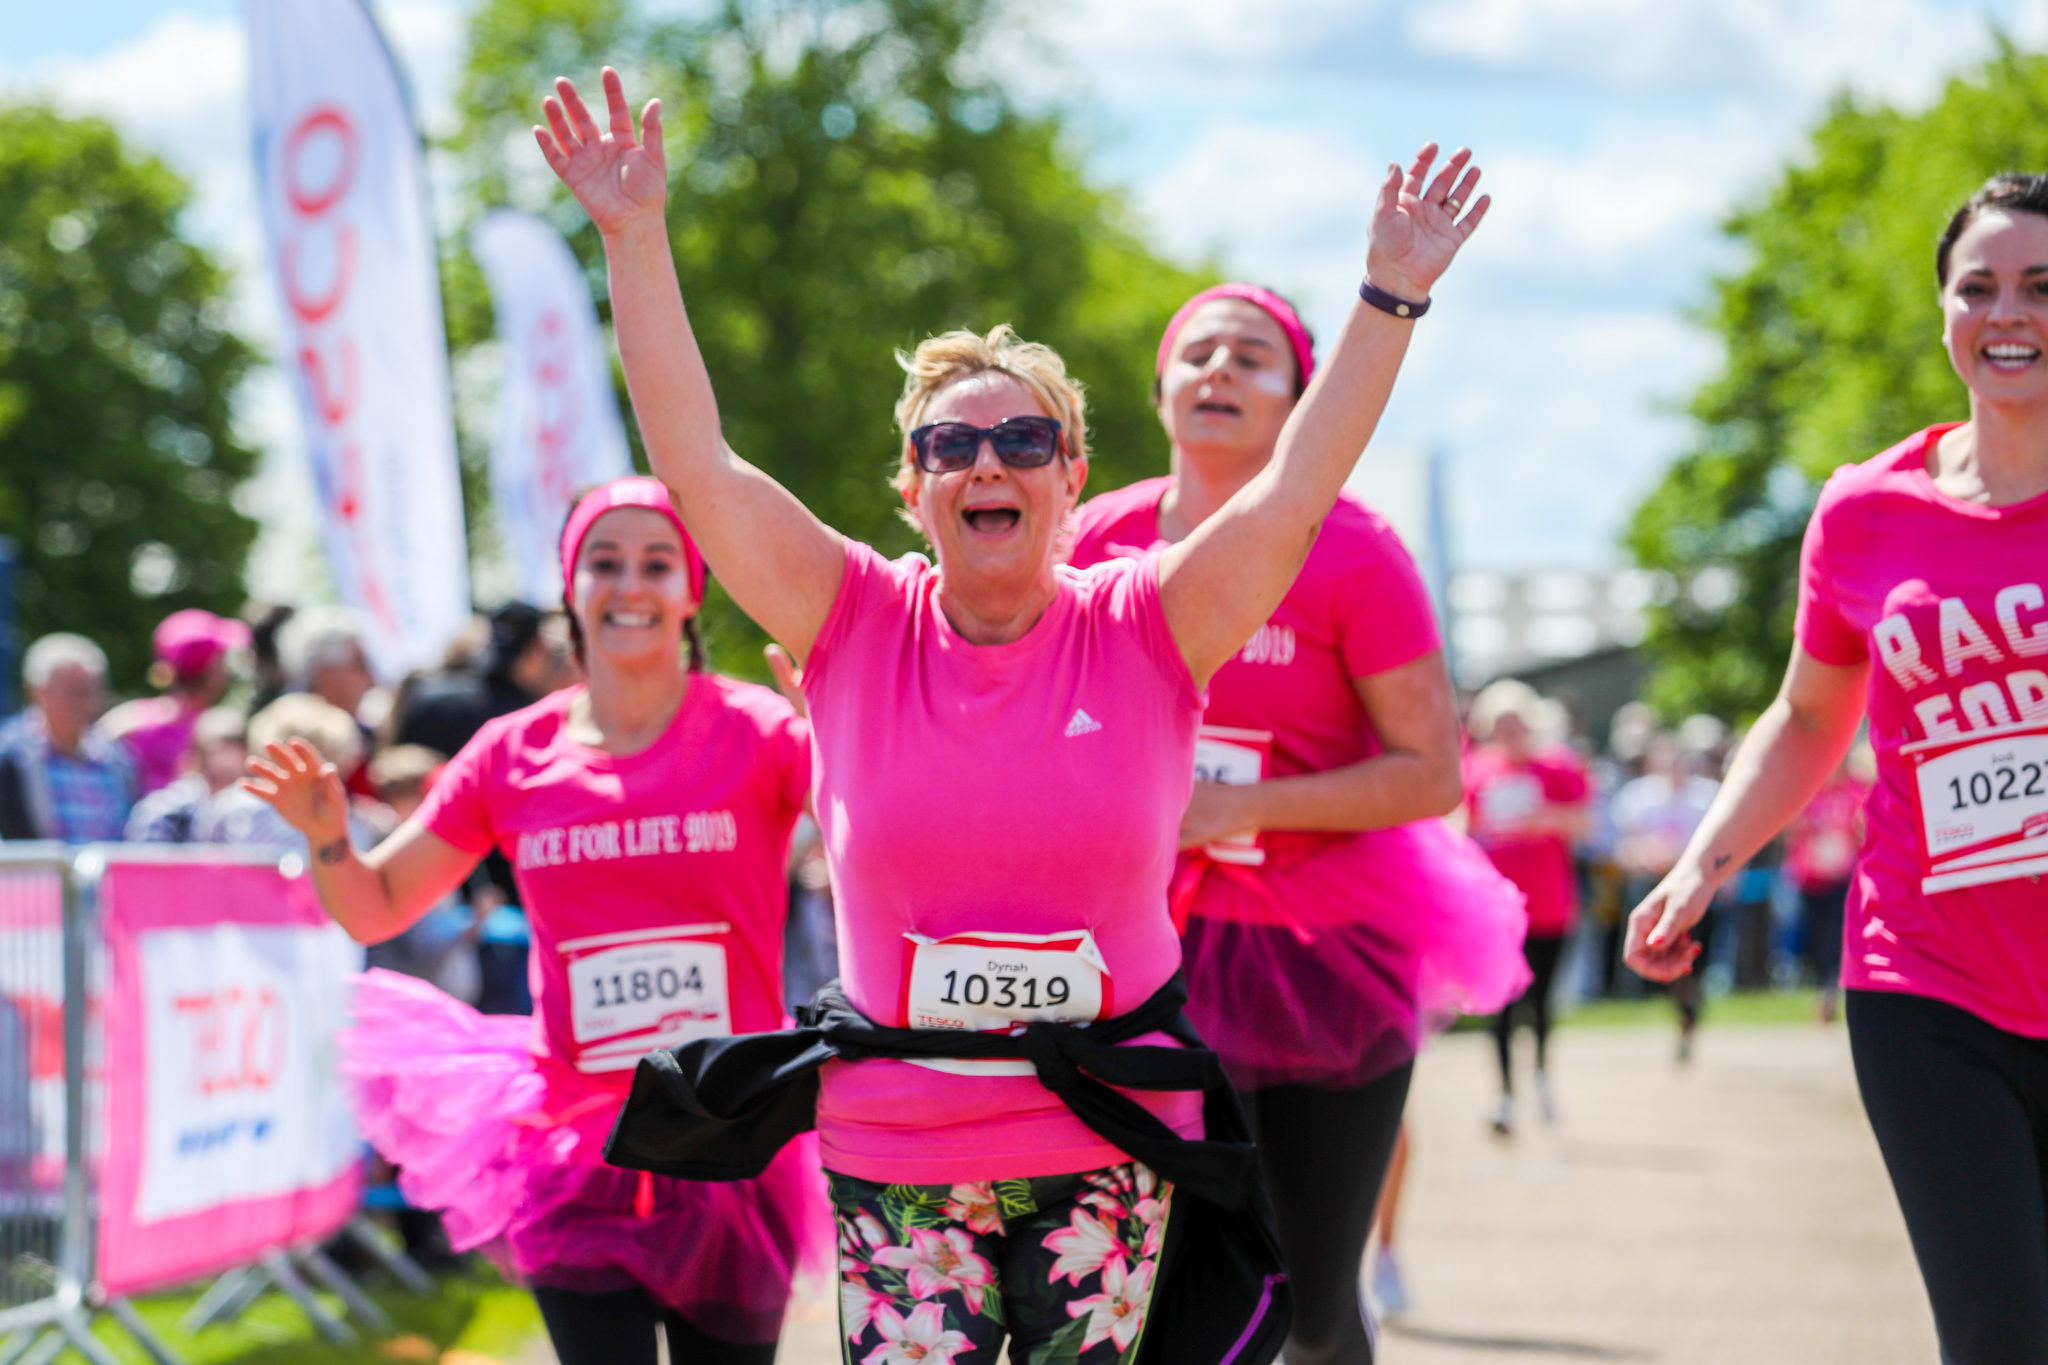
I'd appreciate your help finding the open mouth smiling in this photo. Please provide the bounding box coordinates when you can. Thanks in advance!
[1984,340,2043,370]
[962,506,1022,533]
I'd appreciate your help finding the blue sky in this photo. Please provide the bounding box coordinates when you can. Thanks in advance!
[8,0,2047,600]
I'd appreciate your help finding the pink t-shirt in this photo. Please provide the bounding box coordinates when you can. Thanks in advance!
[108,696,201,794]
[1796,423,2048,1034]
[1068,480,1445,927]
[802,540,1206,1183]
[418,677,810,1084]
[1784,773,1872,891]
[1463,746,1589,938]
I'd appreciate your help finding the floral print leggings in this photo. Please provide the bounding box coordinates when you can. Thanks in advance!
[829,1162,1173,1365]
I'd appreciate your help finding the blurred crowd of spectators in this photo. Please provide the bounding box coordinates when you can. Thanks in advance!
[0,602,581,1015]
[1460,679,1873,1023]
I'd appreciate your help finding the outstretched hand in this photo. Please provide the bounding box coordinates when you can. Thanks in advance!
[534,67,668,237]
[242,739,350,846]
[1366,143,1490,303]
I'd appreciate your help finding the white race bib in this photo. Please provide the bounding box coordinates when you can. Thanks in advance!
[1906,720,2048,894]
[560,923,731,1074]
[899,929,1112,1077]
[1194,725,1272,866]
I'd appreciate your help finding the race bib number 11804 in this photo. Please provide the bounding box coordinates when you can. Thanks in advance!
[559,923,731,1074]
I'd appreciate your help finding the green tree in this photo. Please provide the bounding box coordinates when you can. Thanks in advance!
[0,105,260,690]
[1627,43,2048,722]
[451,0,1205,675]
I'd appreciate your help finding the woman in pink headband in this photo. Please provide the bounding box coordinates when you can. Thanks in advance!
[1069,285,1529,1363]
[535,62,1488,1363]
[244,476,822,1364]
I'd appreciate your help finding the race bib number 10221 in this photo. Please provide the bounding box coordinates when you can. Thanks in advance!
[1907,720,2048,894]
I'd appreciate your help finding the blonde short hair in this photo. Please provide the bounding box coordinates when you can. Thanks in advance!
[889,325,1088,515]
[1468,679,1563,744]
[248,693,362,772]
[369,743,444,803]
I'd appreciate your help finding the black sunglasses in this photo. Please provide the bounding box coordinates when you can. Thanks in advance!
[908,416,1064,473]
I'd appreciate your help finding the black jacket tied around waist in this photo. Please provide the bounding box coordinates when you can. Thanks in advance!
[605,973,1291,1364]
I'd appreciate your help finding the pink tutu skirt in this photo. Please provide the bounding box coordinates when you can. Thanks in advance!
[1175,820,1531,1091]
[342,969,829,1344]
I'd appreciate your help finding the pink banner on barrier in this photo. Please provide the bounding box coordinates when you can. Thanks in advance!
[96,859,362,1297]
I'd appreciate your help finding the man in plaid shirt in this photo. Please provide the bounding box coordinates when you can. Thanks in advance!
[0,635,136,843]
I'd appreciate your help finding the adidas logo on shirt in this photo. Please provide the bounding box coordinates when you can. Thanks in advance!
[1064,709,1102,738]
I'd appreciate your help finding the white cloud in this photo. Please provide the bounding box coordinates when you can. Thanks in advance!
[1407,0,2024,104]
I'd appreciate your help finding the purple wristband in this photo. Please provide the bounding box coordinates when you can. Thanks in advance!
[1358,279,1430,319]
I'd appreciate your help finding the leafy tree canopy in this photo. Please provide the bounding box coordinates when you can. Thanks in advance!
[0,105,260,690]
[450,0,1207,677]
[1627,43,2048,722]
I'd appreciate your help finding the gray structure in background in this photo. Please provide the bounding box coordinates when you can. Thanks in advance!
[1446,565,1709,745]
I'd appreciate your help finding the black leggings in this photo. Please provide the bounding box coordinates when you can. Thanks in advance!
[1246,1061,1414,1365]
[1848,989,2048,1364]
[532,1286,777,1365]
[1492,934,1566,1093]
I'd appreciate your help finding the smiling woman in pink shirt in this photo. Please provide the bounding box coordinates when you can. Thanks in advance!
[243,479,818,1365]
[535,66,1489,1364]
[1626,175,2048,1364]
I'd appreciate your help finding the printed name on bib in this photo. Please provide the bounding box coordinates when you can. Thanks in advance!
[516,810,737,870]
[1194,725,1272,866]
[1907,719,2048,893]
[900,929,1112,1078]
[559,923,732,1073]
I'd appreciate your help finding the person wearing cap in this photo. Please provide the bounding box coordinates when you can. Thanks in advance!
[1066,284,1530,1363]
[99,609,248,795]
[241,477,821,1365]
[0,634,137,842]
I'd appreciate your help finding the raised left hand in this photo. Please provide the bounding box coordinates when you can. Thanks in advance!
[1365,143,1489,302]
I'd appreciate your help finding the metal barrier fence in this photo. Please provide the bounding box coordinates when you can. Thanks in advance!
[0,844,428,1365]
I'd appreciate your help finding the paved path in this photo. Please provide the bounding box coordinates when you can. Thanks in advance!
[1380,1022,1935,1365]
[523,1020,1941,1364]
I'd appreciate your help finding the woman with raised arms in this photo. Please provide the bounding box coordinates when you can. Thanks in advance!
[536,66,1487,1362]
[1067,283,1529,1364]
[243,478,819,1365]
[1626,174,2048,1364]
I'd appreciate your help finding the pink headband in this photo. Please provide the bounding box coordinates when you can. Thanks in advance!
[1155,283,1315,387]
[558,477,706,605]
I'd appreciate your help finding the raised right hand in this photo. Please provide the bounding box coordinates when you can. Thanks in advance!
[535,67,667,237]
[242,739,350,846]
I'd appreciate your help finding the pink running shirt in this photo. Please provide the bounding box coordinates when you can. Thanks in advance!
[1463,745,1590,938]
[417,677,810,1083]
[1068,481,1444,927]
[1797,424,2048,1034]
[802,540,1206,1183]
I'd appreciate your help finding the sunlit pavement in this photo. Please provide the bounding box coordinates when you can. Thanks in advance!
[519,1017,1938,1364]
[1379,1020,1936,1364]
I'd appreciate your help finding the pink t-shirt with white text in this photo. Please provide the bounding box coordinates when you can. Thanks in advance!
[802,540,1206,1183]
[1463,746,1590,938]
[1069,481,1444,926]
[1796,424,2048,1033]
[418,677,810,1082]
